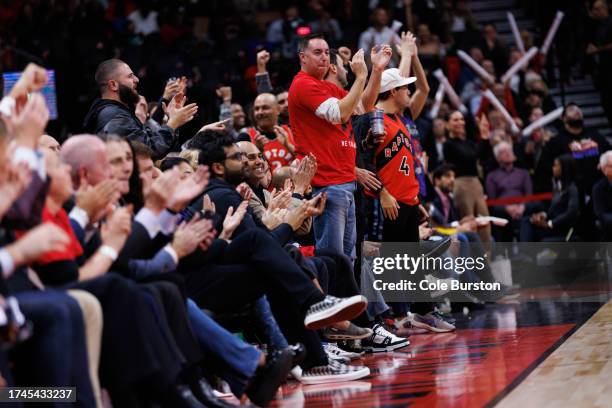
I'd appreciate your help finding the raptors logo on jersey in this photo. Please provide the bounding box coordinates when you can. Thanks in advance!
[374,113,420,205]
[245,125,295,170]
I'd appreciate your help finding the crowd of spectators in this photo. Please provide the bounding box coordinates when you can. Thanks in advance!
[1,0,612,407]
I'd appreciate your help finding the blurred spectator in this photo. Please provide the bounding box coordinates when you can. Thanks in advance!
[585,0,612,126]
[267,6,305,60]
[520,154,579,241]
[486,142,533,241]
[358,7,400,66]
[308,3,344,46]
[592,150,612,240]
[442,111,493,244]
[535,103,610,197]
[522,106,556,173]
[480,23,508,74]
[415,23,442,72]
[127,3,159,36]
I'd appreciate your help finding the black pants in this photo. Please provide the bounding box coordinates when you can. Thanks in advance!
[382,202,420,243]
[185,229,328,369]
[68,274,181,393]
[141,281,203,370]
[315,249,371,328]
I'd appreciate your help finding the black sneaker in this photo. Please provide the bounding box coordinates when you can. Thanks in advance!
[432,310,456,326]
[246,347,293,406]
[304,295,367,330]
[420,236,452,258]
[289,343,306,368]
[361,323,410,353]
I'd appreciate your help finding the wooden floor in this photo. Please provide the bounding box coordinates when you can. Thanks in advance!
[266,288,612,407]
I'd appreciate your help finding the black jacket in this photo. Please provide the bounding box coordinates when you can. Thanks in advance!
[548,183,579,232]
[83,98,176,160]
[189,178,293,245]
[534,127,610,194]
[592,178,612,239]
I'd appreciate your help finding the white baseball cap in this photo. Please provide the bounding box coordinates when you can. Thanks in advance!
[379,68,417,93]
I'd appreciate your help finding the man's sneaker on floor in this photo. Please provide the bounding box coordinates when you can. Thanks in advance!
[296,360,370,385]
[322,322,373,341]
[361,323,410,353]
[304,295,367,330]
[432,310,456,326]
[324,348,350,365]
[324,342,363,361]
[419,236,452,258]
[408,312,456,333]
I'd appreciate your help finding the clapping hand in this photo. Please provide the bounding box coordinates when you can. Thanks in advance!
[219,200,249,241]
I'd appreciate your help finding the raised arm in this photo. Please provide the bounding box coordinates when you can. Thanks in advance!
[338,49,368,123]
[361,45,393,112]
[397,32,430,118]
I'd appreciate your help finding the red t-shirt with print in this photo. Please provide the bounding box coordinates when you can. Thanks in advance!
[374,114,420,205]
[245,125,295,170]
[288,71,356,187]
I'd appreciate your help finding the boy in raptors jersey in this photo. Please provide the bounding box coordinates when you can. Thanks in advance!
[238,93,296,170]
[361,68,422,242]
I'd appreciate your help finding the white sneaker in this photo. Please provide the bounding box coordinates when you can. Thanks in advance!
[325,348,350,364]
[297,360,370,385]
[324,343,363,362]
[304,295,367,330]
[361,324,410,353]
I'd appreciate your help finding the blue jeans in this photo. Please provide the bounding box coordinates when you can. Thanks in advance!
[186,299,261,397]
[253,296,288,350]
[313,182,357,261]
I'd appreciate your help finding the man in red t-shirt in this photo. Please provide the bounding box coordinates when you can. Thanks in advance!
[288,34,371,259]
[238,93,296,170]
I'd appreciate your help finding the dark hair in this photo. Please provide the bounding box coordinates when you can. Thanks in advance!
[131,141,153,160]
[325,48,342,79]
[196,130,236,176]
[160,157,191,172]
[94,59,125,92]
[98,134,144,211]
[562,102,580,118]
[433,164,456,181]
[554,154,576,190]
[298,33,325,53]
[330,48,341,66]
[377,90,392,102]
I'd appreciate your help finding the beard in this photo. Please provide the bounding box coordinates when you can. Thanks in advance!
[224,166,246,186]
[118,84,141,112]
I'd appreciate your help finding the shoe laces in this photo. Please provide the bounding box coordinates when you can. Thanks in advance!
[374,323,400,339]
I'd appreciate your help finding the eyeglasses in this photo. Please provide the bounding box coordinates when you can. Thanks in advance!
[225,152,246,161]
[245,152,265,161]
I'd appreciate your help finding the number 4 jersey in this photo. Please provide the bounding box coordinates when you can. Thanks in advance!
[374,113,420,205]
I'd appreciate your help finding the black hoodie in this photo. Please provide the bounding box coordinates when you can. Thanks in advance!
[188,178,293,245]
[83,98,175,160]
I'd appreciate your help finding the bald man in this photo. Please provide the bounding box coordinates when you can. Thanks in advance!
[60,134,113,188]
[39,134,60,152]
[238,93,295,170]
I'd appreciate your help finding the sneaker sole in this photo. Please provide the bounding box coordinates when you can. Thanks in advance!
[304,296,367,330]
[410,319,455,333]
[298,366,371,385]
[324,329,373,341]
[363,340,410,353]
